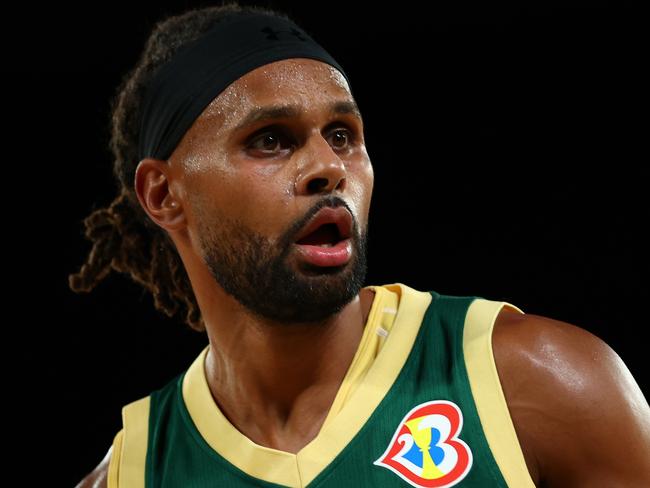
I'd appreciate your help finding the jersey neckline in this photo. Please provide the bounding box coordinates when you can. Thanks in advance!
[179,282,434,486]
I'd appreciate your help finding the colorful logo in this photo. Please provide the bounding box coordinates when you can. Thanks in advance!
[373,400,472,487]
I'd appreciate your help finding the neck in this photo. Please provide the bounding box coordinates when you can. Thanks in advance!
[201,286,376,452]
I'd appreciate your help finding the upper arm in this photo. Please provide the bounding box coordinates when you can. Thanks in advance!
[74,446,111,488]
[75,428,122,488]
[493,310,650,488]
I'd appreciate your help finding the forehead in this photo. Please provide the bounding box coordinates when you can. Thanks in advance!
[198,58,354,127]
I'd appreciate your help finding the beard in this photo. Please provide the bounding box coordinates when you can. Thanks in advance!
[195,195,368,325]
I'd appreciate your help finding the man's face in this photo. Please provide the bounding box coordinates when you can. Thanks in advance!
[170,58,374,325]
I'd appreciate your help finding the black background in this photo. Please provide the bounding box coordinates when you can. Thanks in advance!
[5,1,646,485]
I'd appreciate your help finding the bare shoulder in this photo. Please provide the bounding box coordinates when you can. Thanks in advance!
[492,307,650,488]
[74,445,111,488]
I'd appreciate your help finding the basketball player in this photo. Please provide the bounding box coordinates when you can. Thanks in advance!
[71,2,650,487]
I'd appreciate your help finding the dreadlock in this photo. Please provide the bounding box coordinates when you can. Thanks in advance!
[68,1,295,333]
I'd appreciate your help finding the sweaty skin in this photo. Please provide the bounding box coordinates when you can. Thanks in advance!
[76,59,650,487]
[137,58,375,451]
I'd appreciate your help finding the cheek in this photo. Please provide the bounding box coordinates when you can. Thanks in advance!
[182,169,243,239]
[364,163,375,200]
[347,163,374,218]
[233,168,293,230]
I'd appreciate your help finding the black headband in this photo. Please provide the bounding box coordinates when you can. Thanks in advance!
[138,11,351,161]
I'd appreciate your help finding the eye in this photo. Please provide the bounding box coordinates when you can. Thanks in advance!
[247,128,294,154]
[329,128,353,149]
[245,125,356,157]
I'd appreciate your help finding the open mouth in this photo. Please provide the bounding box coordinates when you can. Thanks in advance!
[292,207,354,268]
[295,223,343,247]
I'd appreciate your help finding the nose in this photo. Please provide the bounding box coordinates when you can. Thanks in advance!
[294,134,347,195]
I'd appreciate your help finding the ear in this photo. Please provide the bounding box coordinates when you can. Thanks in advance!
[134,158,186,231]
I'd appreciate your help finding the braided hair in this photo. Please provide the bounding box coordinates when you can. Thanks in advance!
[68,1,294,333]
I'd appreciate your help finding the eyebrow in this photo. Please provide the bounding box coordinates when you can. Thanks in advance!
[232,100,363,132]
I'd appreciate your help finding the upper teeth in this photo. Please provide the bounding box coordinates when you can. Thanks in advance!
[318,243,334,247]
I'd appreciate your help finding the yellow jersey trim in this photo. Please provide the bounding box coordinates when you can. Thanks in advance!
[319,283,399,430]
[182,283,433,487]
[463,298,537,488]
[118,395,150,488]
[107,429,123,488]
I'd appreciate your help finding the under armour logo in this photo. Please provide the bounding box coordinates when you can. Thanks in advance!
[261,26,308,42]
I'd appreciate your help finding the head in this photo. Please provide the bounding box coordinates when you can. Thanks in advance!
[68,2,373,332]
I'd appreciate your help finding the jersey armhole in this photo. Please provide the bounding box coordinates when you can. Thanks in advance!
[107,429,123,488]
[112,395,150,488]
[463,298,537,488]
